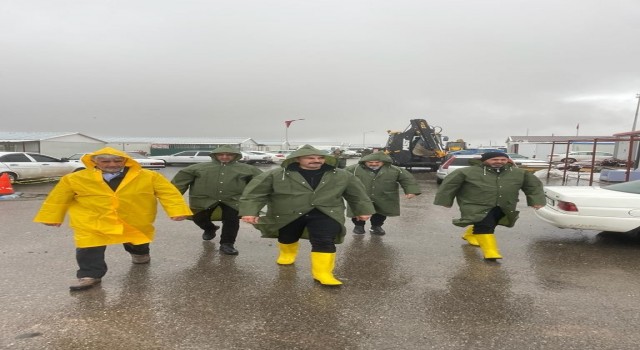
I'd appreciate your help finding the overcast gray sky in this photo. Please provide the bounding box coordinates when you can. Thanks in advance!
[2,0,639,148]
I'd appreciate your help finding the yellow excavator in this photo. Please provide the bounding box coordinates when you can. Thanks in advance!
[384,119,449,171]
[445,139,467,152]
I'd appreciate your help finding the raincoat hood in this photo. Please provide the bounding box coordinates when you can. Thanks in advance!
[80,147,141,171]
[358,152,393,165]
[469,158,515,173]
[210,145,243,162]
[281,144,337,168]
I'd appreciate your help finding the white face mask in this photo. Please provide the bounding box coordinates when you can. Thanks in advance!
[367,165,381,170]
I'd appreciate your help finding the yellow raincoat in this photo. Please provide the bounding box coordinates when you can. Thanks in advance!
[33,147,192,248]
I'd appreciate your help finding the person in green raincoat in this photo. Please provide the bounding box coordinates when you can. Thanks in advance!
[239,145,374,286]
[171,145,262,255]
[345,151,421,235]
[433,152,545,260]
[34,147,192,291]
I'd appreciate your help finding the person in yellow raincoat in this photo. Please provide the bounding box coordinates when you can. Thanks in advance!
[34,147,192,291]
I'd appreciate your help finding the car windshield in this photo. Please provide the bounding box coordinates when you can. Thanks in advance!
[67,154,83,160]
[603,180,640,194]
[451,157,479,166]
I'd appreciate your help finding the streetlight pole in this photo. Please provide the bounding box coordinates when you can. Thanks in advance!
[362,130,375,148]
[284,118,305,150]
[633,93,640,131]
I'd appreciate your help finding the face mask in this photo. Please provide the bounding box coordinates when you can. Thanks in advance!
[367,165,381,170]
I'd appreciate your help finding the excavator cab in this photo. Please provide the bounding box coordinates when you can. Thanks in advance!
[384,119,447,171]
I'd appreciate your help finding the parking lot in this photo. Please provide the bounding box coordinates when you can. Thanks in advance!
[3,164,640,349]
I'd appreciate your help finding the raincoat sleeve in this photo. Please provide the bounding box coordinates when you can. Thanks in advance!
[522,171,546,206]
[33,176,76,224]
[239,172,273,216]
[170,168,196,194]
[342,174,375,216]
[433,170,465,207]
[396,168,421,195]
[153,173,193,217]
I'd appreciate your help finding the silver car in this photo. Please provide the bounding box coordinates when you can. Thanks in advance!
[547,151,614,163]
[148,150,213,165]
[65,152,166,169]
[0,152,85,182]
[240,151,274,164]
[436,155,481,184]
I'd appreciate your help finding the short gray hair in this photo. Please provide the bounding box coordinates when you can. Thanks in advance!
[92,154,125,161]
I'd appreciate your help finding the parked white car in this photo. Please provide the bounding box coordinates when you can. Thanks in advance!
[0,152,85,182]
[535,180,640,233]
[148,150,213,165]
[240,151,274,164]
[268,150,295,163]
[65,152,166,169]
[506,153,550,172]
[436,155,481,184]
[547,151,614,163]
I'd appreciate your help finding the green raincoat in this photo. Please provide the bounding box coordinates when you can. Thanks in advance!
[345,152,421,216]
[171,145,263,217]
[239,145,375,243]
[433,159,545,228]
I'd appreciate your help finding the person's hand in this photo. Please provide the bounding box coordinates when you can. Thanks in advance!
[170,216,187,221]
[404,194,416,199]
[355,215,371,221]
[242,216,259,224]
[43,223,61,227]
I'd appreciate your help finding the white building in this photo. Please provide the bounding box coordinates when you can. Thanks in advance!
[0,132,107,158]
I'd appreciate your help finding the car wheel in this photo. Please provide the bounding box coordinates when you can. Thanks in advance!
[436,178,443,184]
[561,158,576,163]
[1,172,17,183]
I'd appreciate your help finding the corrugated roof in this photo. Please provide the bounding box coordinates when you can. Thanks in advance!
[96,136,255,144]
[0,131,105,142]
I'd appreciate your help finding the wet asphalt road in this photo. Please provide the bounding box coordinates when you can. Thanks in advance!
[2,161,640,349]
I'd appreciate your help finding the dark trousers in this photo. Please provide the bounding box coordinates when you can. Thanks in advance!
[278,210,342,253]
[192,203,240,244]
[472,207,505,234]
[352,213,386,227]
[76,243,149,278]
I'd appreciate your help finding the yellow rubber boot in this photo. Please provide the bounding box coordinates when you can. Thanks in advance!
[276,242,299,265]
[476,234,503,260]
[310,252,343,286]
[462,225,479,246]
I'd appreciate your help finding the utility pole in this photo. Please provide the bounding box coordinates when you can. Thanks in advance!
[633,93,640,131]
[362,130,374,148]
